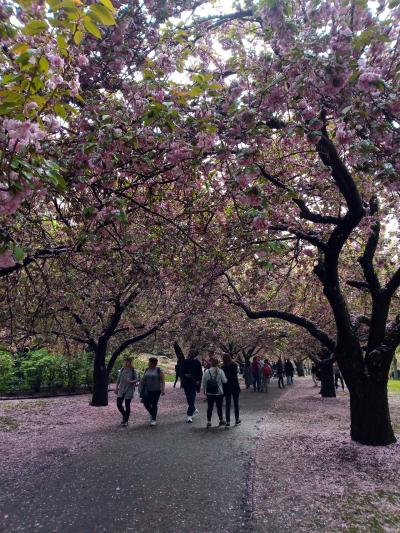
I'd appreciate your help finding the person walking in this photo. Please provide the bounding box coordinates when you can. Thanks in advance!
[243,356,252,389]
[311,363,318,386]
[261,359,272,392]
[277,358,285,389]
[334,363,345,391]
[140,357,165,426]
[115,357,139,427]
[202,358,227,428]
[181,349,203,423]
[222,354,241,427]
[251,356,261,392]
[284,359,294,385]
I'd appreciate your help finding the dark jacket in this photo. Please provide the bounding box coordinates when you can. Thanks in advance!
[222,363,241,395]
[284,361,294,376]
[181,358,203,389]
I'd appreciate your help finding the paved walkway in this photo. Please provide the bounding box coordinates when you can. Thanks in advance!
[1,384,284,533]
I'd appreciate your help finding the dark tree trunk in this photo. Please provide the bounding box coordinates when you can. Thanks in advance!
[91,349,108,406]
[349,377,396,445]
[319,359,336,398]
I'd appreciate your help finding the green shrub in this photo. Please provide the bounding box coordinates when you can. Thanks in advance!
[20,350,63,392]
[0,351,16,393]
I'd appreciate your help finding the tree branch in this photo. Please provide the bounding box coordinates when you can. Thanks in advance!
[106,324,161,375]
[358,197,381,296]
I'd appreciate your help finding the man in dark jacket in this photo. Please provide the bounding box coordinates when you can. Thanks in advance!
[181,349,203,423]
[284,359,294,385]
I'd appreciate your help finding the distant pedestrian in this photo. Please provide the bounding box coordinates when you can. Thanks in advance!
[181,349,203,423]
[334,363,345,391]
[261,359,272,392]
[115,357,139,427]
[251,356,261,392]
[202,358,227,428]
[311,364,318,386]
[284,359,294,385]
[277,358,285,389]
[243,357,252,389]
[222,354,241,427]
[140,357,165,426]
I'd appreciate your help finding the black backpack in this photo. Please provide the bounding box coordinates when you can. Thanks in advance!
[206,369,219,394]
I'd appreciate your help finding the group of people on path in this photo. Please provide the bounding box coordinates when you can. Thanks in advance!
[180,351,242,427]
[115,351,299,428]
[115,352,242,428]
[244,356,294,391]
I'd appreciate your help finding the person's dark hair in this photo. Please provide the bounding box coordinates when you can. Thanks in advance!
[124,357,132,366]
[222,353,233,366]
[210,358,219,368]
[149,357,158,366]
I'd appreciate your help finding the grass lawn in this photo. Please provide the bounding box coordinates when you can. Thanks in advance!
[388,380,400,393]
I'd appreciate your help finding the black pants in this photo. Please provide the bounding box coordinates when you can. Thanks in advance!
[278,375,285,388]
[206,394,224,421]
[143,391,161,420]
[184,383,197,416]
[117,396,132,421]
[225,391,240,423]
[335,374,345,390]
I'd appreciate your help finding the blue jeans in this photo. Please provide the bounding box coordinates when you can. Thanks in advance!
[184,383,197,416]
[225,391,240,423]
[252,373,260,391]
[287,375,293,385]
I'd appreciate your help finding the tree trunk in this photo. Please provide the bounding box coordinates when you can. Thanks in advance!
[91,350,108,406]
[349,378,396,445]
[319,359,336,398]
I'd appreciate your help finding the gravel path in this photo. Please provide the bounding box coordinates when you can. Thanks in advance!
[0,382,284,533]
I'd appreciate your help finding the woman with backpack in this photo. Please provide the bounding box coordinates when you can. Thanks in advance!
[115,357,139,427]
[139,357,165,426]
[202,358,227,428]
[221,354,241,427]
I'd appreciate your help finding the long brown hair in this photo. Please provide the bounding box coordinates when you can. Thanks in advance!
[222,353,234,366]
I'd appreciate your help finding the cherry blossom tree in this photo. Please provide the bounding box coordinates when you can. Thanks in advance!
[185,0,400,444]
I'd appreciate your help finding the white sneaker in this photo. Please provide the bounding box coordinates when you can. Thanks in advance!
[187,416,193,423]
[193,409,199,417]
[150,420,156,426]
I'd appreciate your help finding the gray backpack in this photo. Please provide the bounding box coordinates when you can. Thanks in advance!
[206,369,219,394]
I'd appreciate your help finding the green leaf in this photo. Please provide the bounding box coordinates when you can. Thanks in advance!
[39,56,49,73]
[22,20,48,36]
[189,86,203,97]
[100,0,116,11]
[74,30,84,44]
[83,207,94,218]
[12,42,29,55]
[341,105,352,115]
[57,34,68,49]
[89,4,116,25]
[13,246,25,262]
[83,19,101,38]
[54,103,67,119]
